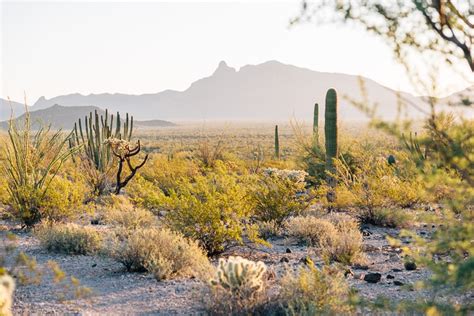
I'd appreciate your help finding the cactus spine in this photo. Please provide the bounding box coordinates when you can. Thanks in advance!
[274,125,280,159]
[312,103,319,148]
[325,89,338,202]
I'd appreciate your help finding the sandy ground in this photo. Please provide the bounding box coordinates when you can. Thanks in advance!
[3,223,470,315]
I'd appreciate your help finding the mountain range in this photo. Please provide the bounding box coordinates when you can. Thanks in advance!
[1,60,472,122]
[0,105,175,130]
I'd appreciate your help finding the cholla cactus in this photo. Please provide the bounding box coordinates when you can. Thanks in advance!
[0,274,15,316]
[263,168,308,184]
[210,256,266,296]
[104,138,133,158]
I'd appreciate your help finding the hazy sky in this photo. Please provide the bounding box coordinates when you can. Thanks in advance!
[1,0,472,103]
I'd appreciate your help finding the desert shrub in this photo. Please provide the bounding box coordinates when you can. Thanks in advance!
[257,220,282,240]
[38,175,88,222]
[1,114,76,226]
[285,214,364,265]
[285,216,337,246]
[107,227,211,281]
[126,175,168,210]
[360,207,414,228]
[35,222,103,255]
[279,260,354,315]
[205,256,268,315]
[327,155,424,213]
[100,195,157,229]
[163,162,261,255]
[252,168,311,226]
[195,139,226,168]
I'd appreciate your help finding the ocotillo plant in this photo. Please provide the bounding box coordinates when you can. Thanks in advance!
[69,109,134,195]
[312,103,319,148]
[325,88,338,202]
[274,125,280,159]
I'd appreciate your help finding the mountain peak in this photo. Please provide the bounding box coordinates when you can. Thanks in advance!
[213,60,236,76]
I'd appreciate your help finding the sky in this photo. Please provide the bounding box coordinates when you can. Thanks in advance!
[1,0,472,104]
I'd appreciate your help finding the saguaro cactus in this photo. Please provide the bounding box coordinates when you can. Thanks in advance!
[312,103,319,148]
[274,125,280,159]
[325,89,338,202]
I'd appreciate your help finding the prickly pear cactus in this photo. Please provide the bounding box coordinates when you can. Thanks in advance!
[210,256,267,295]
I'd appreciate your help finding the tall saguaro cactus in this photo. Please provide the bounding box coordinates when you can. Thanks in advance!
[324,89,338,202]
[274,125,280,159]
[312,103,319,148]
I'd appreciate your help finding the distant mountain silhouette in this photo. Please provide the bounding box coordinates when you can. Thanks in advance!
[8,60,472,122]
[0,98,26,121]
[0,104,176,130]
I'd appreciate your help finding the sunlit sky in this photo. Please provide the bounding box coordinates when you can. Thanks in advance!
[1,0,472,103]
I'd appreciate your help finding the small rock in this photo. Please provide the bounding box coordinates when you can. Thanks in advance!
[419,231,427,235]
[91,263,97,268]
[392,268,403,272]
[280,257,289,263]
[90,219,100,225]
[394,280,404,286]
[404,261,417,271]
[352,264,369,270]
[285,248,292,253]
[344,269,354,277]
[362,229,372,236]
[363,273,382,283]
[386,274,395,279]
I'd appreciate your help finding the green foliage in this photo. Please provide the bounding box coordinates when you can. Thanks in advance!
[107,227,211,281]
[206,256,267,315]
[1,111,76,226]
[252,168,310,226]
[162,162,261,255]
[35,222,103,255]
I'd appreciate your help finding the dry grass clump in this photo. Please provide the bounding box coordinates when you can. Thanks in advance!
[285,214,365,265]
[107,227,211,281]
[285,216,337,246]
[100,195,157,230]
[279,261,354,314]
[35,222,103,255]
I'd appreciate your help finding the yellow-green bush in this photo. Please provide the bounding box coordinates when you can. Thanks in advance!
[285,216,337,246]
[252,168,311,226]
[107,227,211,281]
[279,261,354,314]
[162,162,261,255]
[35,222,103,255]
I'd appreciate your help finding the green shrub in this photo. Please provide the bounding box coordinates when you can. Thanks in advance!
[279,261,354,315]
[252,168,310,226]
[1,114,76,226]
[107,227,211,281]
[35,223,103,255]
[163,162,261,255]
